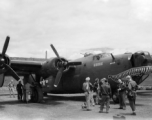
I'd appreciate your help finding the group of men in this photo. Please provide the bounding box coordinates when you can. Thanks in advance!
[82,75,138,115]
[8,79,34,103]
[82,77,111,113]
[118,75,137,115]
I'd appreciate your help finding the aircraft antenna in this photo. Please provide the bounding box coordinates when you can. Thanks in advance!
[45,51,47,59]
[111,53,115,61]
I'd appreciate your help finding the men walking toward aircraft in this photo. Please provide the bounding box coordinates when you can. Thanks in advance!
[99,78,111,113]
[93,78,100,105]
[118,79,127,110]
[16,80,23,101]
[8,79,15,98]
[82,77,92,111]
[126,75,137,115]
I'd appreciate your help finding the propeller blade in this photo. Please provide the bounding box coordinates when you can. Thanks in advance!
[4,64,20,80]
[50,44,61,60]
[2,36,10,57]
[68,61,82,66]
[54,67,64,87]
[0,74,4,87]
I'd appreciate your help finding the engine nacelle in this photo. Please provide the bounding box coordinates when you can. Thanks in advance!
[0,54,11,74]
[40,57,68,79]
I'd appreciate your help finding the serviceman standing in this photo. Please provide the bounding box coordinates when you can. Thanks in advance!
[126,75,137,115]
[93,78,99,105]
[16,80,23,101]
[82,77,92,111]
[90,83,95,106]
[8,79,15,98]
[99,78,111,113]
[118,79,127,110]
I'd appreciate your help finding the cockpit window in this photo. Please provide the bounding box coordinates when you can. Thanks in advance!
[93,53,111,60]
[102,53,111,57]
[93,55,100,60]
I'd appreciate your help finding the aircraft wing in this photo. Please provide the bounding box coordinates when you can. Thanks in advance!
[7,59,44,75]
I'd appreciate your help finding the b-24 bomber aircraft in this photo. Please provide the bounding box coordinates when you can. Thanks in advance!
[0,36,152,103]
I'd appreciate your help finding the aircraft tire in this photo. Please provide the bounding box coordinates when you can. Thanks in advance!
[112,91,119,103]
[31,86,43,103]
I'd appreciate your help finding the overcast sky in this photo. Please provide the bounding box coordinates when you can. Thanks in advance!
[0,0,152,59]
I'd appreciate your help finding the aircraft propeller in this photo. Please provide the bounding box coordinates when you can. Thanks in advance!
[0,36,20,85]
[50,44,81,87]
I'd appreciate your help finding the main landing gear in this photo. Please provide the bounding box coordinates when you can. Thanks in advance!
[31,86,43,103]
[23,74,43,103]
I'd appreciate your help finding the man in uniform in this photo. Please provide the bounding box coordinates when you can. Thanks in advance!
[118,79,127,110]
[93,78,99,105]
[126,75,137,115]
[99,78,111,113]
[82,77,92,111]
[8,79,15,98]
[89,82,95,106]
[16,80,23,101]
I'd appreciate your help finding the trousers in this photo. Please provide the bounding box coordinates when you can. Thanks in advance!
[17,91,23,100]
[119,91,126,108]
[9,88,15,97]
[90,91,95,106]
[128,95,136,111]
[95,91,100,104]
[84,92,91,109]
[25,90,31,102]
[100,95,110,112]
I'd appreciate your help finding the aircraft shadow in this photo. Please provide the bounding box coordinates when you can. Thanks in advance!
[0,100,28,105]
[44,95,85,102]
[43,95,117,106]
[0,93,146,107]
[0,100,64,109]
[137,90,152,94]
[137,93,152,96]
[0,94,85,106]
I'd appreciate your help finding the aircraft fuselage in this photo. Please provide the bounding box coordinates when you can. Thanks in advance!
[41,53,133,93]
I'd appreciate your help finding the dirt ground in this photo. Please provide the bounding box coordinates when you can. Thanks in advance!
[0,89,152,120]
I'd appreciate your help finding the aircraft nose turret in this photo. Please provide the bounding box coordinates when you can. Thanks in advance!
[144,58,152,66]
[130,51,152,67]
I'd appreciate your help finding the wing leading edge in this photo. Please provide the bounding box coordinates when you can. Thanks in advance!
[9,59,44,75]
